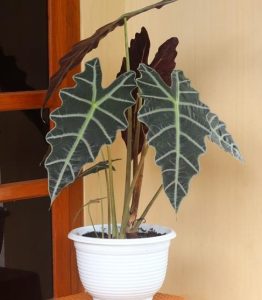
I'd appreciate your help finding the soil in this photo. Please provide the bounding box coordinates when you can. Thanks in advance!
[82,227,165,239]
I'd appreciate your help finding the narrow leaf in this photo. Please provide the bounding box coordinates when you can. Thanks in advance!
[73,197,106,226]
[78,159,121,178]
[45,0,178,104]
[45,58,136,202]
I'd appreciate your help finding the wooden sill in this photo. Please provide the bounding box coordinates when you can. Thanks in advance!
[0,179,48,202]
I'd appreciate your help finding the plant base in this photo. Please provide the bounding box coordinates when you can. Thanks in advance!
[68,224,176,300]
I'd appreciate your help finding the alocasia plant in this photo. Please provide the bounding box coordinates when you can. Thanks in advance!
[44,0,242,238]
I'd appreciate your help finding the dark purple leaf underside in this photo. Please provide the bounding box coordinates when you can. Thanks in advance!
[44,0,178,106]
[118,27,150,157]
[118,27,150,77]
[119,27,179,157]
[150,37,179,86]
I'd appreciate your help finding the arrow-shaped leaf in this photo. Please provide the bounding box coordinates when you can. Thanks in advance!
[45,58,136,202]
[137,64,241,210]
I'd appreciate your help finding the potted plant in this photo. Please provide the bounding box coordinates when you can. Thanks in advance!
[44,1,242,299]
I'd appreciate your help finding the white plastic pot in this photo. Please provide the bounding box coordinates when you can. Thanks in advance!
[68,224,176,300]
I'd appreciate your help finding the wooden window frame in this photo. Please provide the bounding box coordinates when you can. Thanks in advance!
[0,0,83,297]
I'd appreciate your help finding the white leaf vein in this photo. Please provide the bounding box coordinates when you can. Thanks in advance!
[139,108,174,118]
[180,132,205,152]
[156,149,176,164]
[96,106,126,127]
[148,125,176,144]
[60,90,92,105]
[51,113,87,118]
[180,154,198,173]
[180,114,210,133]
[92,117,112,143]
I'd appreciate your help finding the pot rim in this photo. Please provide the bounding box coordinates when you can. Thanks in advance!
[68,223,176,245]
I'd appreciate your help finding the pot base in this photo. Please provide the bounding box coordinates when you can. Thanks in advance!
[93,298,152,300]
[69,224,175,300]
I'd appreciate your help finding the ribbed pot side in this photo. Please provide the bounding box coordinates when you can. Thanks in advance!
[68,224,176,300]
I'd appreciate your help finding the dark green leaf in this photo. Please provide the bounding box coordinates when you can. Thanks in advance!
[137,64,241,210]
[45,58,136,202]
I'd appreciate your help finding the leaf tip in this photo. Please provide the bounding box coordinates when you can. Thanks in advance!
[232,145,244,162]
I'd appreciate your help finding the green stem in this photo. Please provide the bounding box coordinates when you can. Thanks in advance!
[120,144,149,237]
[97,172,105,239]
[118,0,177,23]
[133,185,163,232]
[102,150,112,238]
[133,95,143,172]
[101,196,104,239]
[107,146,118,238]
[72,198,105,227]
[124,18,131,71]
[88,203,98,238]
[130,162,144,220]
[121,17,133,237]
[129,95,143,224]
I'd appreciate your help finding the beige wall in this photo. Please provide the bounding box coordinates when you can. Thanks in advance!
[80,1,262,299]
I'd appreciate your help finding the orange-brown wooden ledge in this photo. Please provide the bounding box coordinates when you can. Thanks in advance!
[0,179,48,202]
[56,292,184,300]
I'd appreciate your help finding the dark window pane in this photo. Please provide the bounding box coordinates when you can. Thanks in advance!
[0,110,49,183]
[0,0,48,92]
[0,197,53,299]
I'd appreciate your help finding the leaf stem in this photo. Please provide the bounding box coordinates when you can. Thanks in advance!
[129,161,144,225]
[88,203,98,238]
[102,150,112,238]
[133,185,163,232]
[124,18,131,71]
[97,172,105,239]
[124,17,132,201]
[133,95,143,172]
[120,144,149,237]
[122,17,133,237]
[129,95,144,224]
[101,196,105,239]
[72,198,105,228]
[106,146,118,238]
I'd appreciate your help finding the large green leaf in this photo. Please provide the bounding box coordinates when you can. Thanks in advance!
[137,64,241,210]
[45,58,136,202]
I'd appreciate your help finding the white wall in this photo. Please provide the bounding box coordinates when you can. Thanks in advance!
[81,1,262,299]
